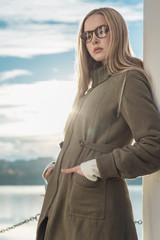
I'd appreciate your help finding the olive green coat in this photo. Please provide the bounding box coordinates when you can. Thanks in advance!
[36,66,160,240]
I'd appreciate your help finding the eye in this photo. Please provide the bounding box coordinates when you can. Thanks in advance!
[85,32,92,37]
[98,26,106,36]
[85,32,92,41]
[97,25,109,37]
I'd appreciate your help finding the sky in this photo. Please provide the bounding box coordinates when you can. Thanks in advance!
[0,0,143,161]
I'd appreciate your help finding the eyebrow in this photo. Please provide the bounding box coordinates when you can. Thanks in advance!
[84,24,108,32]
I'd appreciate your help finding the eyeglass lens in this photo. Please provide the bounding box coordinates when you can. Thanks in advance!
[81,25,109,43]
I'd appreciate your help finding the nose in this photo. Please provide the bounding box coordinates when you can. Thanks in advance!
[91,32,99,44]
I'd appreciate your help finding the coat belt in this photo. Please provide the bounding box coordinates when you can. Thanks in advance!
[79,140,116,153]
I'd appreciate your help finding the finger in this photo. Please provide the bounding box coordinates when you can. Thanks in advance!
[61,166,78,174]
[47,168,53,174]
[45,167,53,178]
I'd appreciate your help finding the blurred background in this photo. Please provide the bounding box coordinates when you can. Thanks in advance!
[0,0,143,163]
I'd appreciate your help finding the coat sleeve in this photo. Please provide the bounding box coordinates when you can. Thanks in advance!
[42,161,56,183]
[96,70,160,180]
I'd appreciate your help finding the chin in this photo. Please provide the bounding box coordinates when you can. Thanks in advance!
[93,58,106,63]
[92,54,106,63]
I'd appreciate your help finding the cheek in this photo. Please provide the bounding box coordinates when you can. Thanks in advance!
[104,35,110,48]
[86,44,92,56]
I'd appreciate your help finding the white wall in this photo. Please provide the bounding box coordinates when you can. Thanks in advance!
[143,0,160,239]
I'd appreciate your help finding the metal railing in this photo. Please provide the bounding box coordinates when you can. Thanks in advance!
[0,213,142,234]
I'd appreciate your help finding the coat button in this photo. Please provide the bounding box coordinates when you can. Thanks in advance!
[79,140,85,146]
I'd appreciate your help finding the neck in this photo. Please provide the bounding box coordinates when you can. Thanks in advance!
[102,57,108,65]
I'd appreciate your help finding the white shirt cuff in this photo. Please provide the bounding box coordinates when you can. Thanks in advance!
[80,159,101,181]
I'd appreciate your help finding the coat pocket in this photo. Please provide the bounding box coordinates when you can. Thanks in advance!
[67,173,106,219]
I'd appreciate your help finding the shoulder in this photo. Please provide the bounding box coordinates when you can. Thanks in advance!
[124,69,152,97]
[126,69,150,87]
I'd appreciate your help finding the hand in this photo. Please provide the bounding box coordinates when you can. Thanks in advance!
[61,165,84,176]
[44,167,54,180]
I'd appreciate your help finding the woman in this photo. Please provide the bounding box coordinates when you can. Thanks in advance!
[36,7,160,240]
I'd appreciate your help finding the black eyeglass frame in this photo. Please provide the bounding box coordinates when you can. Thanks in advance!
[80,25,110,43]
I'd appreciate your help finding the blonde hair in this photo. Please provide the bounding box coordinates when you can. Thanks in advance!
[74,7,149,105]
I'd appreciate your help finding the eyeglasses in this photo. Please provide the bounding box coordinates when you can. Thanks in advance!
[80,25,109,43]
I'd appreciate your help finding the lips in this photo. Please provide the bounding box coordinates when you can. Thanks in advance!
[93,47,103,53]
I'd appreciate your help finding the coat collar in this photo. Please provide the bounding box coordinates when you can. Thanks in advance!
[91,65,112,88]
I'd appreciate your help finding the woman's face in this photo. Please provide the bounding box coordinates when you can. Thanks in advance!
[84,14,110,65]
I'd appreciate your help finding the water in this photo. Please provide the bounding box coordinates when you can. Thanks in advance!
[128,185,142,240]
[0,185,142,240]
[0,186,45,240]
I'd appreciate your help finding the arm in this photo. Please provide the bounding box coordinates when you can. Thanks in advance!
[96,71,160,180]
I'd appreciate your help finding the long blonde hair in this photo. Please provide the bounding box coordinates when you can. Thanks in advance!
[74,7,149,104]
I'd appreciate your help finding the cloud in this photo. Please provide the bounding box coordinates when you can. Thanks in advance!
[0,114,22,123]
[0,23,77,58]
[0,135,62,161]
[0,78,76,136]
[0,104,24,109]
[0,69,32,82]
[120,3,143,22]
[0,0,143,23]
[0,0,143,58]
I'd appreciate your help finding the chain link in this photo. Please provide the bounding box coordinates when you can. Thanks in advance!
[0,214,142,234]
[0,213,40,233]
[134,220,143,225]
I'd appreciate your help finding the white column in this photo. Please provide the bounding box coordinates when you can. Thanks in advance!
[143,0,160,240]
